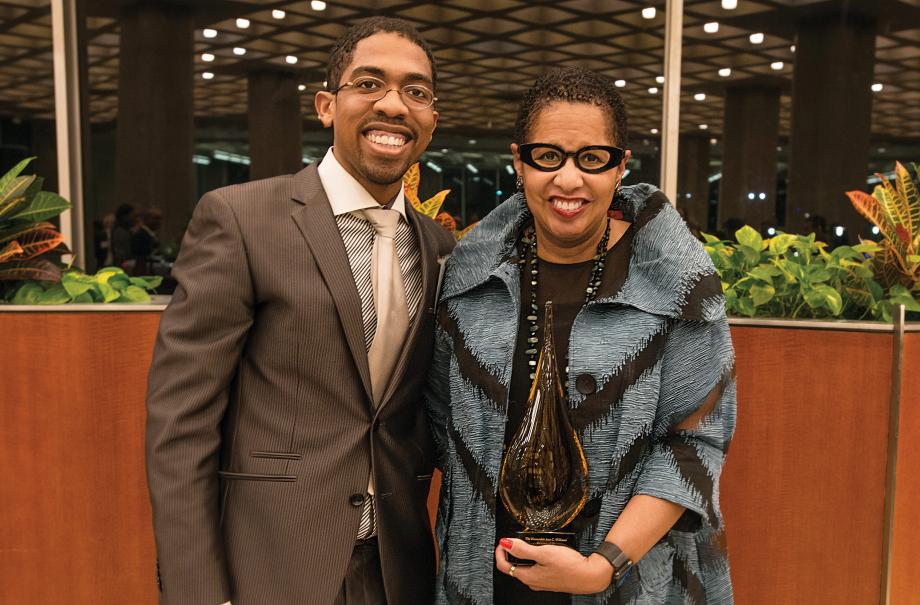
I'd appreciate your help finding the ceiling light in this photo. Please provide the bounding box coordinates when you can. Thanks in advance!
[642,7,656,19]
[322,80,328,88]
[202,72,214,80]
[468,139,477,145]
[750,32,764,44]
[709,138,717,145]
[767,227,776,236]
[835,226,845,237]
[759,193,767,200]
[614,79,626,88]
[311,0,327,10]
[648,86,658,94]
[871,83,883,92]
[790,45,796,52]
[704,22,719,33]
[233,47,246,56]
[236,18,250,29]
[656,75,665,84]
[651,128,659,134]
[722,0,738,8]
[699,124,709,130]
[298,84,306,91]
[272,9,286,19]
[466,163,479,174]
[505,165,515,175]
[203,28,217,38]
[872,226,881,235]
[694,93,706,101]
[201,53,215,62]
[718,67,731,77]
[285,55,298,64]
[771,61,784,70]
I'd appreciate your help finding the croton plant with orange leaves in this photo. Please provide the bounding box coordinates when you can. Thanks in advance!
[846,161,920,302]
[1,158,161,304]
[0,157,70,284]
[403,162,478,239]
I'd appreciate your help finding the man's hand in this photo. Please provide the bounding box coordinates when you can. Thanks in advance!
[494,538,613,594]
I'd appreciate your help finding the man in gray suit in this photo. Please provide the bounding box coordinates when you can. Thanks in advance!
[146,17,454,605]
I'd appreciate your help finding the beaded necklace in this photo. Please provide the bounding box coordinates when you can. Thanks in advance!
[520,218,611,380]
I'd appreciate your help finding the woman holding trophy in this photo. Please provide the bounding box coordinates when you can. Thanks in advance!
[425,67,736,604]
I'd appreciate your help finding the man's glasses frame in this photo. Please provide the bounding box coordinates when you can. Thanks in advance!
[518,143,626,174]
[331,75,437,110]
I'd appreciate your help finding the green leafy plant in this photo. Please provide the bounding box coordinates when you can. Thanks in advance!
[846,161,920,298]
[8,266,161,305]
[0,157,70,285]
[703,225,920,322]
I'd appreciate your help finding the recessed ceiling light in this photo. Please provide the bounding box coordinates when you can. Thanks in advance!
[871,83,883,92]
[202,72,214,80]
[704,22,719,34]
[718,68,731,77]
[651,128,659,134]
[614,79,626,88]
[203,28,217,38]
[771,61,784,70]
[694,92,706,101]
[750,32,764,44]
[642,7,656,19]
[311,0,327,10]
[236,18,250,29]
[710,138,717,145]
[323,80,328,88]
[468,139,477,145]
[722,0,738,9]
[699,124,709,130]
[656,75,665,84]
[648,86,658,94]
[201,53,215,62]
[233,47,246,56]
[285,55,298,64]
[272,9,286,19]
[298,84,306,91]
[790,44,796,52]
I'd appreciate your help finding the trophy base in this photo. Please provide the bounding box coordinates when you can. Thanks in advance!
[506,530,577,567]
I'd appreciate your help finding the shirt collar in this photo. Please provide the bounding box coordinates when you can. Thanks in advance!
[317,147,407,219]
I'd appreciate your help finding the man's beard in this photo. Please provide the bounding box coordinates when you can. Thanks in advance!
[356,150,416,186]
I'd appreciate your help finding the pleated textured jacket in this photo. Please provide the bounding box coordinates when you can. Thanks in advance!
[425,185,737,604]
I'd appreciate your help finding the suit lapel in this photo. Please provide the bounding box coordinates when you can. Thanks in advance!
[376,204,439,411]
[289,164,373,404]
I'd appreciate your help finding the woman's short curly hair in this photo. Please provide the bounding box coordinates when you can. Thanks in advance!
[326,17,437,92]
[513,67,629,148]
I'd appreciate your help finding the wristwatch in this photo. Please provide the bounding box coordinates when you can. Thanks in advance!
[594,541,634,586]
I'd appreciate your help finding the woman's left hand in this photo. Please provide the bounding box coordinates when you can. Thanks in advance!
[494,538,613,594]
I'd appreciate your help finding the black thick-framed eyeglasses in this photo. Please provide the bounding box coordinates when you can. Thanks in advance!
[331,75,437,109]
[518,143,626,174]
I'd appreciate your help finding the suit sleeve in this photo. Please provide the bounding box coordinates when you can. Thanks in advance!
[633,317,736,531]
[145,191,254,605]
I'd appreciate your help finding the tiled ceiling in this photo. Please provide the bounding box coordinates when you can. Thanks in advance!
[0,0,919,141]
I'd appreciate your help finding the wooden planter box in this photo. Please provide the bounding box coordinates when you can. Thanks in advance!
[1,306,917,604]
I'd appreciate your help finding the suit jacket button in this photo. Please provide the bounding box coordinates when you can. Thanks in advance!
[349,493,366,507]
[575,373,597,395]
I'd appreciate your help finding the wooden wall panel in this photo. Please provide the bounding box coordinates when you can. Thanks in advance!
[891,332,920,605]
[2,314,915,604]
[0,313,161,605]
[722,327,893,605]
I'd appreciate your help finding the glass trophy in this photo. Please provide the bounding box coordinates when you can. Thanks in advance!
[498,301,589,566]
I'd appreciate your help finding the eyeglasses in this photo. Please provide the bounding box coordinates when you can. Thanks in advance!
[518,143,625,174]
[331,75,437,109]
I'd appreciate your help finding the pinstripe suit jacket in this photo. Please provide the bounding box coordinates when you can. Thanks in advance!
[145,163,455,605]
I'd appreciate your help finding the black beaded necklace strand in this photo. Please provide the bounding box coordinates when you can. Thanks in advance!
[521,217,612,380]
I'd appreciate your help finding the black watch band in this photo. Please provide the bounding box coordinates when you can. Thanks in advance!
[594,541,634,585]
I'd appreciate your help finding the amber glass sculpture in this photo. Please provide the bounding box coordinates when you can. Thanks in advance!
[499,302,588,554]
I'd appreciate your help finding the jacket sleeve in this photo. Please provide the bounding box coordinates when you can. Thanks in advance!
[145,191,254,605]
[633,317,736,531]
[424,306,453,471]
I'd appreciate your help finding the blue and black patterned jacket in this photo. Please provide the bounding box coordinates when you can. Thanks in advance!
[425,185,737,604]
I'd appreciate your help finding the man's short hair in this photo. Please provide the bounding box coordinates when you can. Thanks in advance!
[326,17,437,92]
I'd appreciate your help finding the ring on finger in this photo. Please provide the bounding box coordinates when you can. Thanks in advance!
[509,564,517,578]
